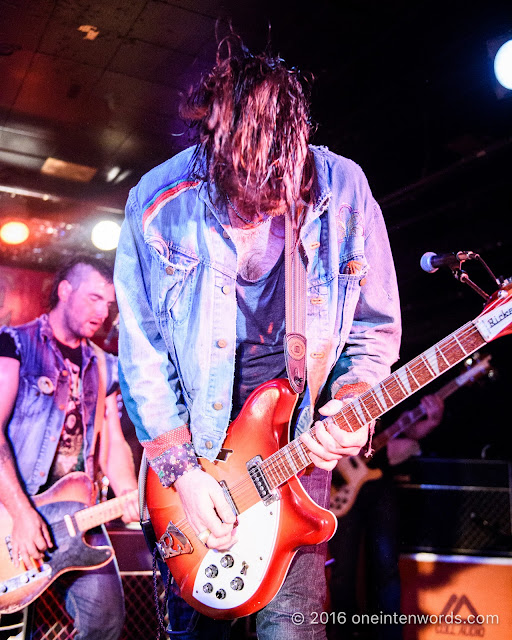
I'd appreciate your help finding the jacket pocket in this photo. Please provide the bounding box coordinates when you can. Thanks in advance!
[17,374,56,419]
[334,257,369,351]
[150,242,199,325]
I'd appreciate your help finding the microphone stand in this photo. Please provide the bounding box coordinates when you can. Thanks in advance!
[449,253,503,302]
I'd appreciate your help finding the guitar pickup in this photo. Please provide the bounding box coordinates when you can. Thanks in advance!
[246,456,279,506]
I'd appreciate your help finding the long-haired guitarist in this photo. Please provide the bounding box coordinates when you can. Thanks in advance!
[0,256,139,639]
[114,32,401,639]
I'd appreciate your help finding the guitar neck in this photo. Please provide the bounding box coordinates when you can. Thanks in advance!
[261,320,486,490]
[371,358,487,451]
[74,489,138,532]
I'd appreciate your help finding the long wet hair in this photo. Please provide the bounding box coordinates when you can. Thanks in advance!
[181,32,314,223]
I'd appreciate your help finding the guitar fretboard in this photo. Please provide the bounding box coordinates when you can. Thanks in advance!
[74,489,138,532]
[260,321,486,490]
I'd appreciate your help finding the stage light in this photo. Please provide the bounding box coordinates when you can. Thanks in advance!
[0,220,30,245]
[91,220,121,251]
[494,39,512,90]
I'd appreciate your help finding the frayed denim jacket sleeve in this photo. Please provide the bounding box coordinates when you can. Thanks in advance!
[114,189,199,486]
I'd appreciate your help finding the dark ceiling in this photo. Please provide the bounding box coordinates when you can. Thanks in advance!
[0,0,511,348]
[1,0,511,455]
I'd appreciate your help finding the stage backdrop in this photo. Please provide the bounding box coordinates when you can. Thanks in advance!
[0,265,53,327]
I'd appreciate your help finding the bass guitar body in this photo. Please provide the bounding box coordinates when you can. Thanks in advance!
[146,379,337,620]
[330,457,383,518]
[0,473,113,613]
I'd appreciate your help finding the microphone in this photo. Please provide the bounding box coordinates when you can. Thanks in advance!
[420,250,476,273]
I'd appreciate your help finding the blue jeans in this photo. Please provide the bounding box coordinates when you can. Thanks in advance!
[53,528,125,640]
[165,467,331,640]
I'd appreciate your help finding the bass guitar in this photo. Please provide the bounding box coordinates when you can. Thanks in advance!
[145,281,512,620]
[0,472,137,613]
[329,354,493,518]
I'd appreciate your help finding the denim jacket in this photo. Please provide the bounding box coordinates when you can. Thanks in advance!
[0,315,118,495]
[115,145,401,476]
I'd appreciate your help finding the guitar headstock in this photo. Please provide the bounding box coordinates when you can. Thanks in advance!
[458,353,495,386]
[474,281,512,343]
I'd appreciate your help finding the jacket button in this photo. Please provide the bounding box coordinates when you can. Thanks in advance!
[62,370,68,377]
[222,230,230,239]
[40,471,45,477]
[217,339,227,348]
[310,241,320,249]
[166,266,175,275]
[222,285,230,295]
[50,435,56,442]
[360,277,367,286]
[213,402,223,411]
[59,404,66,411]
[205,441,213,449]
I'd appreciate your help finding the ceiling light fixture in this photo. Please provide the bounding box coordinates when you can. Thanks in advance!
[91,220,121,251]
[41,157,98,182]
[106,166,121,182]
[488,32,512,98]
[78,25,100,41]
[0,221,30,245]
[494,39,512,90]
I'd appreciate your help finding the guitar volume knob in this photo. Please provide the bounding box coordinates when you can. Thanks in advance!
[203,583,213,593]
[230,577,244,591]
[205,565,218,578]
[220,554,234,568]
[215,589,226,599]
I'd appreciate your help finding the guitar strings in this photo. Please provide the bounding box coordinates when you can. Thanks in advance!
[261,322,482,484]
[165,322,484,536]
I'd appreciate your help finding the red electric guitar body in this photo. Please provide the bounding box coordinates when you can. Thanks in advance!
[146,378,336,620]
[145,281,512,620]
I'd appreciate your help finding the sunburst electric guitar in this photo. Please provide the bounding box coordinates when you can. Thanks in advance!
[329,354,494,518]
[0,472,137,614]
[145,281,512,620]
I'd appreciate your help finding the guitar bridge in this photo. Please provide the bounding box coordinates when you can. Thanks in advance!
[0,563,52,595]
[156,522,193,559]
[246,456,279,506]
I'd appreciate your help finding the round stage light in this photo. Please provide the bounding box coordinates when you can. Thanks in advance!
[494,39,512,90]
[91,220,121,251]
[0,220,30,245]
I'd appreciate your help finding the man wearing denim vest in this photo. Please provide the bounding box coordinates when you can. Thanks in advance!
[115,35,401,640]
[0,256,139,639]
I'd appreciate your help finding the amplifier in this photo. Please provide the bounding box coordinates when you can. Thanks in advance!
[29,526,164,640]
[400,553,512,640]
[395,458,512,556]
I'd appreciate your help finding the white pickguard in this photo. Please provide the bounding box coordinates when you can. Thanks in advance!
[192,499,280,610]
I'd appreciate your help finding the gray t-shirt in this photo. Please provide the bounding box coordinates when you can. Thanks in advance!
[231,251,287,418]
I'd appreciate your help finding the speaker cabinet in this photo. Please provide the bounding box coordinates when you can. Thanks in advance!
[395,458,512,556]
[400,554,512,640]
[29,527,164,640]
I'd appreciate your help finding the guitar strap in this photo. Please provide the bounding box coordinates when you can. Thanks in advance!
[284,207,307,394]
[86,341,108,483]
